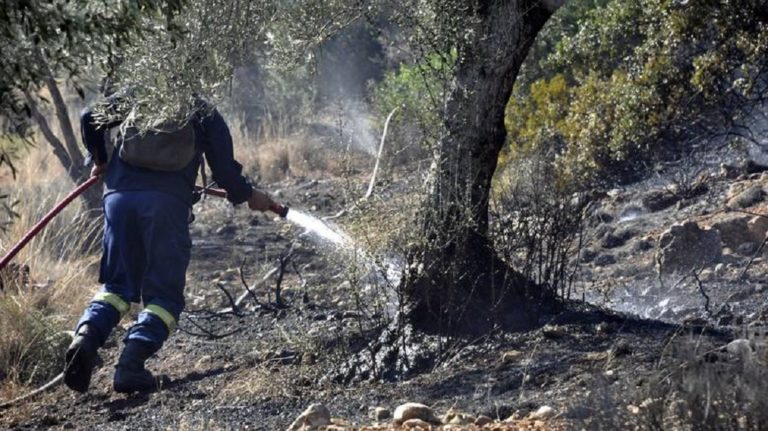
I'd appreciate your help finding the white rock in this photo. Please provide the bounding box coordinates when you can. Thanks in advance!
[726,339,753,360]
[393,403,440,425]
[530,405,557,420]
[286,404,331,431]
[714,263,727,276]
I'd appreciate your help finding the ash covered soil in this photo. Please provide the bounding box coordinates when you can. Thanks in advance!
[2,166,768,430]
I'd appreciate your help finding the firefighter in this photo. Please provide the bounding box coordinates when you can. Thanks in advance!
[64,103,274,393]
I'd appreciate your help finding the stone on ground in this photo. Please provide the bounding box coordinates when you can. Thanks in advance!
[656,221,721,274]
[286,403,331,431]
[529,405,557,420]
[393,403,440,425]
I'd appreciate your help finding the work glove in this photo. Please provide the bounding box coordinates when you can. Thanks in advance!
[248,188,274,212]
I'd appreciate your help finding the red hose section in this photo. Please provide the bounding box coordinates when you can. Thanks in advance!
[0,181,287,271]
[0,175,101,272]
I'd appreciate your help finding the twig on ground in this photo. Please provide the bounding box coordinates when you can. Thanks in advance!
[238,258,262,307]
[181,317,243,340]
[216,282,240,316]
[231,266,279,309]
[738,234,768,281]
[691,268,711,315]
[274,247,294,308]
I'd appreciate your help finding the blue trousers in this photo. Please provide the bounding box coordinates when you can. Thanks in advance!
[76,191,191,351]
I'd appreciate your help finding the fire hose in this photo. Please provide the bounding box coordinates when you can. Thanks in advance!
[0,178,289,272]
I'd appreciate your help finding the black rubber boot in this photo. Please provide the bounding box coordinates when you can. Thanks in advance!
[63,324,99,393]
[113,340,160,394]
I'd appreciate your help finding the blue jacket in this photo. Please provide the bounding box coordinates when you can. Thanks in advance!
[80,108,252,206]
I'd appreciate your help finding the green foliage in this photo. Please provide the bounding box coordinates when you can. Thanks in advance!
[0,0,185,126]
[503,0,768,188]
[372,52,454,148]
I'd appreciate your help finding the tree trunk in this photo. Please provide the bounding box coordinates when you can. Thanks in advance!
[25,77,102,214]
[405,0,559,334]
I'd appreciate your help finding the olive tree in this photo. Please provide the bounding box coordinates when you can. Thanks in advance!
[0,0,186,210]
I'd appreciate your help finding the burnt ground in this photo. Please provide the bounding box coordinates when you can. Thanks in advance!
[1,169,765,430]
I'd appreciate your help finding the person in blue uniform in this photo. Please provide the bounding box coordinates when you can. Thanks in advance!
[64,105,275,393]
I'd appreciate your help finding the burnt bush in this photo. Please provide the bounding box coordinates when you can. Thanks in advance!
[491,151,589,300]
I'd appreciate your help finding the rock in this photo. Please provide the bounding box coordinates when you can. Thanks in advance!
[393,403,440,425]
[580,248,597,263]
[594,254,617,267]
[503,410,525,422]
[215,224,237,236]
[475,415,493,426]
[286,404,331,431]
[441,409,474,425]
[714,263,727,276]
[600,229,636,249]
[402,418,433,429]
[726,339,753,360]
[699,268,714,281]
[728,185,765,208]
[631,239,654,252]
[747,216,768,241]
[656,221,721,274]
[711,215,762,249]
[529,406,557,420]
[502,350,523,363]
[642,189,681,212]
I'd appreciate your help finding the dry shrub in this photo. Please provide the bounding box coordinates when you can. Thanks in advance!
[578,334,768,430]
[0,144,100,398]
[491,150,588,300]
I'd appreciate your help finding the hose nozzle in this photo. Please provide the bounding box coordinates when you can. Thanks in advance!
[269,203,289,218]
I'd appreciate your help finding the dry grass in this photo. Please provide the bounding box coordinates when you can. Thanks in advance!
[0,142,101,400]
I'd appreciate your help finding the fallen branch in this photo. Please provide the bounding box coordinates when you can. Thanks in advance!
[215,282,240,316]
[226,266,280,311]
[180,317,244,340]
[238,258,262,307]
[738,234,768,281]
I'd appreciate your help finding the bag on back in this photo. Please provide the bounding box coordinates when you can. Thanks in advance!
[108,122,197,171]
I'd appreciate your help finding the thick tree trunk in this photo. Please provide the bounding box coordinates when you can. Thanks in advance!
[405,0,557,334]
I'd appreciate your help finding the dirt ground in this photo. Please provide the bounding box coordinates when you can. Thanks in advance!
[1,168,764,430]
